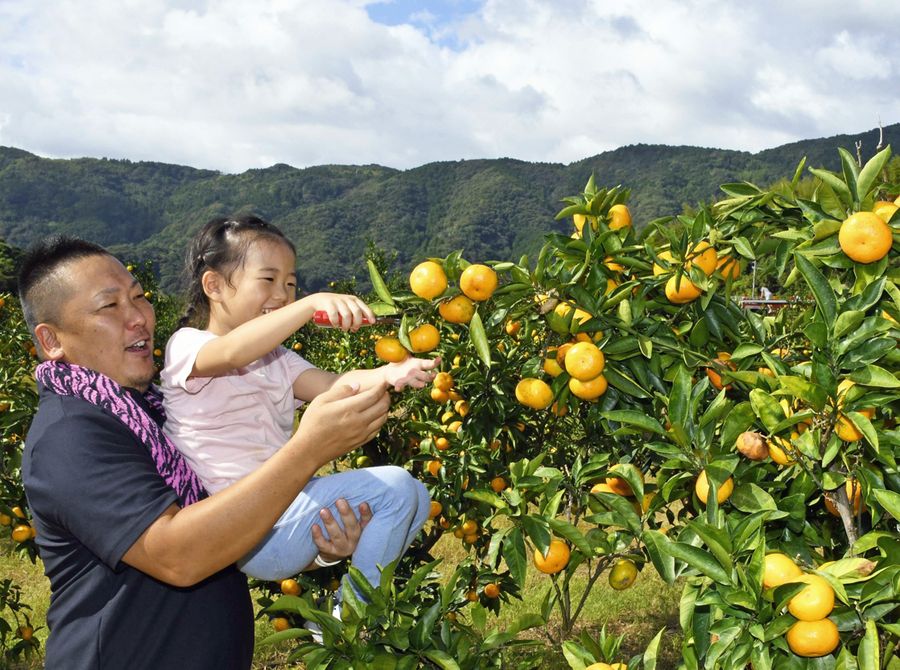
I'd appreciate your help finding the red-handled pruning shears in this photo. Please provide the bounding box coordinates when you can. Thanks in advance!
[311,310,400,327]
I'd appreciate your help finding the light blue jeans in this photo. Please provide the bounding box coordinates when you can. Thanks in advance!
[238,466,431,590]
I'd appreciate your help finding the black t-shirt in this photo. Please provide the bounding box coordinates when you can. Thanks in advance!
[22,385,254,670]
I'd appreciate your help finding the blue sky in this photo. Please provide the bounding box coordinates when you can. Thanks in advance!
[0,0,897,173]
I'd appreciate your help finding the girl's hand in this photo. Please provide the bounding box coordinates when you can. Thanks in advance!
[383,356,441,391]
[311,499,373,563]
[307,293,376,331]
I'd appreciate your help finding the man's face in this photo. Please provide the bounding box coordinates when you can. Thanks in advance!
[50,254,157,391]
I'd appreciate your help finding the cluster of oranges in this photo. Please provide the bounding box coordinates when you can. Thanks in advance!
[651,240,741,305]
[763,553,839,658]
[1,505,36,544]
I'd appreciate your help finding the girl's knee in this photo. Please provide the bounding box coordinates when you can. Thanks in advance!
[370,466,428,507]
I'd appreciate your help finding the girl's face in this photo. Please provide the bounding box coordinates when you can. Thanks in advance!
[208,238,297,333]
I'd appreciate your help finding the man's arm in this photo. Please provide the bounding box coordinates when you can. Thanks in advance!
[122,382,390,586]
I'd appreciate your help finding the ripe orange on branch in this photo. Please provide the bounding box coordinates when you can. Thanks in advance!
[838,212,892,263]
[665,275,702,304]
[824,478,865,517]
[787,573,835,621]
[569,374,608,400]
[687,241,718,275]
[533,539,570,574]
[409,324,440,353]
[438,295,475,323]
[786,619,840,658]
[605,464,643,497]
[695,470,734,505]
[409,260,448,299]
[564,341,606,381]
[459,264,498,301]
[763,553,802,589]
[607,204,632,230]
[375,337,409,363]
[515,378,554,410]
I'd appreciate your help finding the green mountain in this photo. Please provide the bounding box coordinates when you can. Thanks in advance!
[1,123,897,292]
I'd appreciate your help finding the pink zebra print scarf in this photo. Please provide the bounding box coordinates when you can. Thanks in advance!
[35,361,206,507]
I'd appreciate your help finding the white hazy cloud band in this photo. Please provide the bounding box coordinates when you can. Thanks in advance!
[0,0,897,173]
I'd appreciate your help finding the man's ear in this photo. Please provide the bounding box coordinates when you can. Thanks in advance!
[34,324,63,361]
[201,270,225,304]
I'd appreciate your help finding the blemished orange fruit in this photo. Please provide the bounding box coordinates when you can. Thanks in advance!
[16,625,33,641]
[824,478,865,517]
[465,589,479,602]
[608,559,638,590]
[427,460,442,477]
[515,378,554,410]
[459,264,498,301]
[762,553,802,589]
[736,431,769,461]
[533,539,571,574]
[687,241,718,275]
[438,295,475,323]
[280,578,301,596]
[695,470,734,505]
[505,320,521,336]
[652,249,676,275]
[716,255,741,280]
[11,525,31,543]
[409,324,440,353]
[564,341,606,381]
[568,374,608,401]
[433,371,453,392]
[605,464,643,497]
[872,200,898,223]
[272,617,291,632]
[375,337,409,363]
[665,275,702,304]
[429,500,443,519]
[490,476,507,493]
[555,342,576,366]
[838,212,892,263]
[409,260,448,299]
[786,618,840,658]
[608,204,632,230]
[788,574,835,621]
[484,582,501,598]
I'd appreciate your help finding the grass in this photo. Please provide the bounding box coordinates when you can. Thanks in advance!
[3,530,684,670]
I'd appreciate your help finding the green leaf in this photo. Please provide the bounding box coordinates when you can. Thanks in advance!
[423,650,462,670]
[857,617,880,670]
[469,310,492,368]
[834,310,866,338]
[749,388,785,433]
[642,530,676,584]
[794,253,837,329]
[664,542,733,584]
[809,167,852,207]
[873,489,900,522]
[601,410,666,435]
[837,147,860,206]
[547,517,593,557]
[850,364,900,388]
[520,515,551,555]
[668,366,691,429]
[720,402,755,449]
[503,528,528,588]
[642,628,666,670]
[857,145,892,200]
[732,236,756,260]
[410,602,441,649]
[561,640,593,669]
[367,259,396,307]
[729,483,779,513]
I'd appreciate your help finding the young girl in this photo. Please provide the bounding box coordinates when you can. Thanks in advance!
[160,215,436,590]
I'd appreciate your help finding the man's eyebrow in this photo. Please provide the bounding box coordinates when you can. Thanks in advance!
[92,279,140,299]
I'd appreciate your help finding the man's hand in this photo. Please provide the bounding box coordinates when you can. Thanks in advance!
[292,383,390,467]
[311,499,373,563]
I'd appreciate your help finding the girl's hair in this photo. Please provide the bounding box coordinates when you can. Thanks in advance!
[180,215,296,329]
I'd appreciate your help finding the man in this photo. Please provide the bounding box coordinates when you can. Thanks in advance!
[18,236,390,669]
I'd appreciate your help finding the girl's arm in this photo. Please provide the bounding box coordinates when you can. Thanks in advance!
[293,357,441,402]
[193,293,376,377]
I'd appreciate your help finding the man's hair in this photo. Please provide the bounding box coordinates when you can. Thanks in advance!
[18,235,111,334]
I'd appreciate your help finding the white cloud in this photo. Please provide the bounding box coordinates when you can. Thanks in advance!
[0,0,898,172]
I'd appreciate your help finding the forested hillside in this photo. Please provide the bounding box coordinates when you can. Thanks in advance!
[1,123,897,291]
